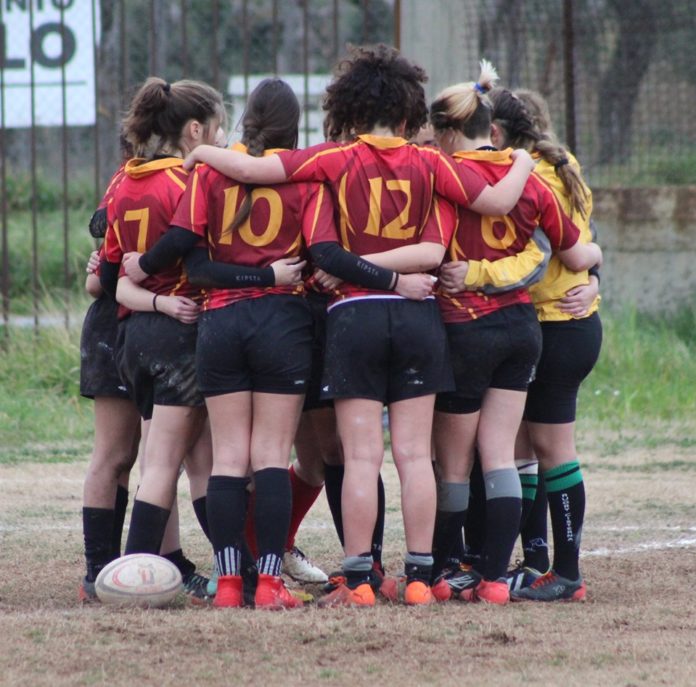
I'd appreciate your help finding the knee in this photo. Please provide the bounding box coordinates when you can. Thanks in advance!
[293,459,325,487]
[391,441,429,467]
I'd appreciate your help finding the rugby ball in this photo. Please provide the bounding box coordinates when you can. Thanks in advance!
[95,554,183,607]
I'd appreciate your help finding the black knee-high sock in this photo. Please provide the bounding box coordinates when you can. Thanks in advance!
[83,507,115,581]
[432,481,469,580]
[372,474,385,568]
[482,468,522,582]
[544,460,585,580]
[162,548,196,578]
[110,485,129,559]
[124,500,170,555]
[324,463,345,546]
[192,496,211,542]
[449,527,466,563]
[254,467,292,577]
[516,459,539,531]
[521,475,550,571]
[463,457,486,570]
[207,475,249,576]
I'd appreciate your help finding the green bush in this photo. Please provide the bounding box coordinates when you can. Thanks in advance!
[579,307,696,425]
[4,173,95,212]
[6,209,95,309]
[1,305,694,463]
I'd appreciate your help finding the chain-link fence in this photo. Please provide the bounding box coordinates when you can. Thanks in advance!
[1,0,695,328]
[457,0,696,188]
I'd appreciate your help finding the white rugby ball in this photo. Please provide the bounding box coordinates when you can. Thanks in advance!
[95,553,183,608]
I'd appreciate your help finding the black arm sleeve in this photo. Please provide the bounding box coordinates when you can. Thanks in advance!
[184,247,276,289]
[98,260,120,300]
[308,242,396,291]
[138,226,199,275]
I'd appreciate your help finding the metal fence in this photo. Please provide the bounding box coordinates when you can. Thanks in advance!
[1,0,695,329]
[458,0,696,188]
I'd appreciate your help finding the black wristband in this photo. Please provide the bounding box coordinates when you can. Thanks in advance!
[152,294,159,312]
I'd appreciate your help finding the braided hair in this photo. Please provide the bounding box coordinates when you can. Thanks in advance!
[224,78,300,237]
[488,87,590,219]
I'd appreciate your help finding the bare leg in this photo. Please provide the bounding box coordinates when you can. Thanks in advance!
[389,395,438,553]
[334,398,384,557]
[477,388,527,473]
[136,405,206,508]
[83,397,140,508]
[293,412,329,487]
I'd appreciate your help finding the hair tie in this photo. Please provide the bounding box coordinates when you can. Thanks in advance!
[554,158,569,169]
[474,82,486,95]
[163,82,171,94]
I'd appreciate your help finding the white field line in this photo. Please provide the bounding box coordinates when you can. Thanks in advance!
[2,520,696,558]
[582,538,696,557]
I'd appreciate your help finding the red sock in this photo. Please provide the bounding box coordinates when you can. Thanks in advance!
[286,465,323,550]
[244,490,258,559]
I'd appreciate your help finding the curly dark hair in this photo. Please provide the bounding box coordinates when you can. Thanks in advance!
[322,44,428,141]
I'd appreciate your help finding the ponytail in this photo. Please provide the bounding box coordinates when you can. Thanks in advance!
[122,77,171,155]
[121,77,224,158]
[430,60,499,140]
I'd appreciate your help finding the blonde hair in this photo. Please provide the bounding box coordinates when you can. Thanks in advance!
[430,60,499,138]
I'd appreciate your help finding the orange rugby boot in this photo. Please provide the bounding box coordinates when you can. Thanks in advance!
[318,582,375,608]
[213,575,243,608]
[254,574,304,610]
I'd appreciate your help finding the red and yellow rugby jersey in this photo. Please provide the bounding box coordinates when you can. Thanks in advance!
[97,164,128,210]
[103,157,203,310]
[437,148,581,323]
[171,146,338,311]
[277,134,466,301]
[528,152,599,322]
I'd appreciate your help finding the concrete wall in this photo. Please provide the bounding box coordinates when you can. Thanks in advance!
[399,2,695,314]
[592,187,696,312]
[399,0,477,102]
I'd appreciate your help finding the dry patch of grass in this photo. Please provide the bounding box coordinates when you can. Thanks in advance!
[1,444,696,687]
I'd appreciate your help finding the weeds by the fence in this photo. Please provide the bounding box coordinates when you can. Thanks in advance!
[1,305,693,464]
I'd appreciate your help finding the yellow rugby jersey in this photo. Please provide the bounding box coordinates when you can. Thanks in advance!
[530,153,601,321]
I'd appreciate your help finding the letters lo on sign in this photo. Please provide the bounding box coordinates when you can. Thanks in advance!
[0,0,98,128]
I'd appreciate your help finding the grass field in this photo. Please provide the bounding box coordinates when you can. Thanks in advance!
[0,309,695,686]
[1,438,695,687]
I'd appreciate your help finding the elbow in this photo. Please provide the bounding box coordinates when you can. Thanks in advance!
[560,254,584,272]
[559,250,592,272]
[236,168,255,184]
[85,275,102,298]
[420,245,447,271]
[491,200,516,216]
[86,283,102,299]
[186,268,204,286]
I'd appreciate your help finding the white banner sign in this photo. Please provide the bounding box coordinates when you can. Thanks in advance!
[1,0,98,128]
